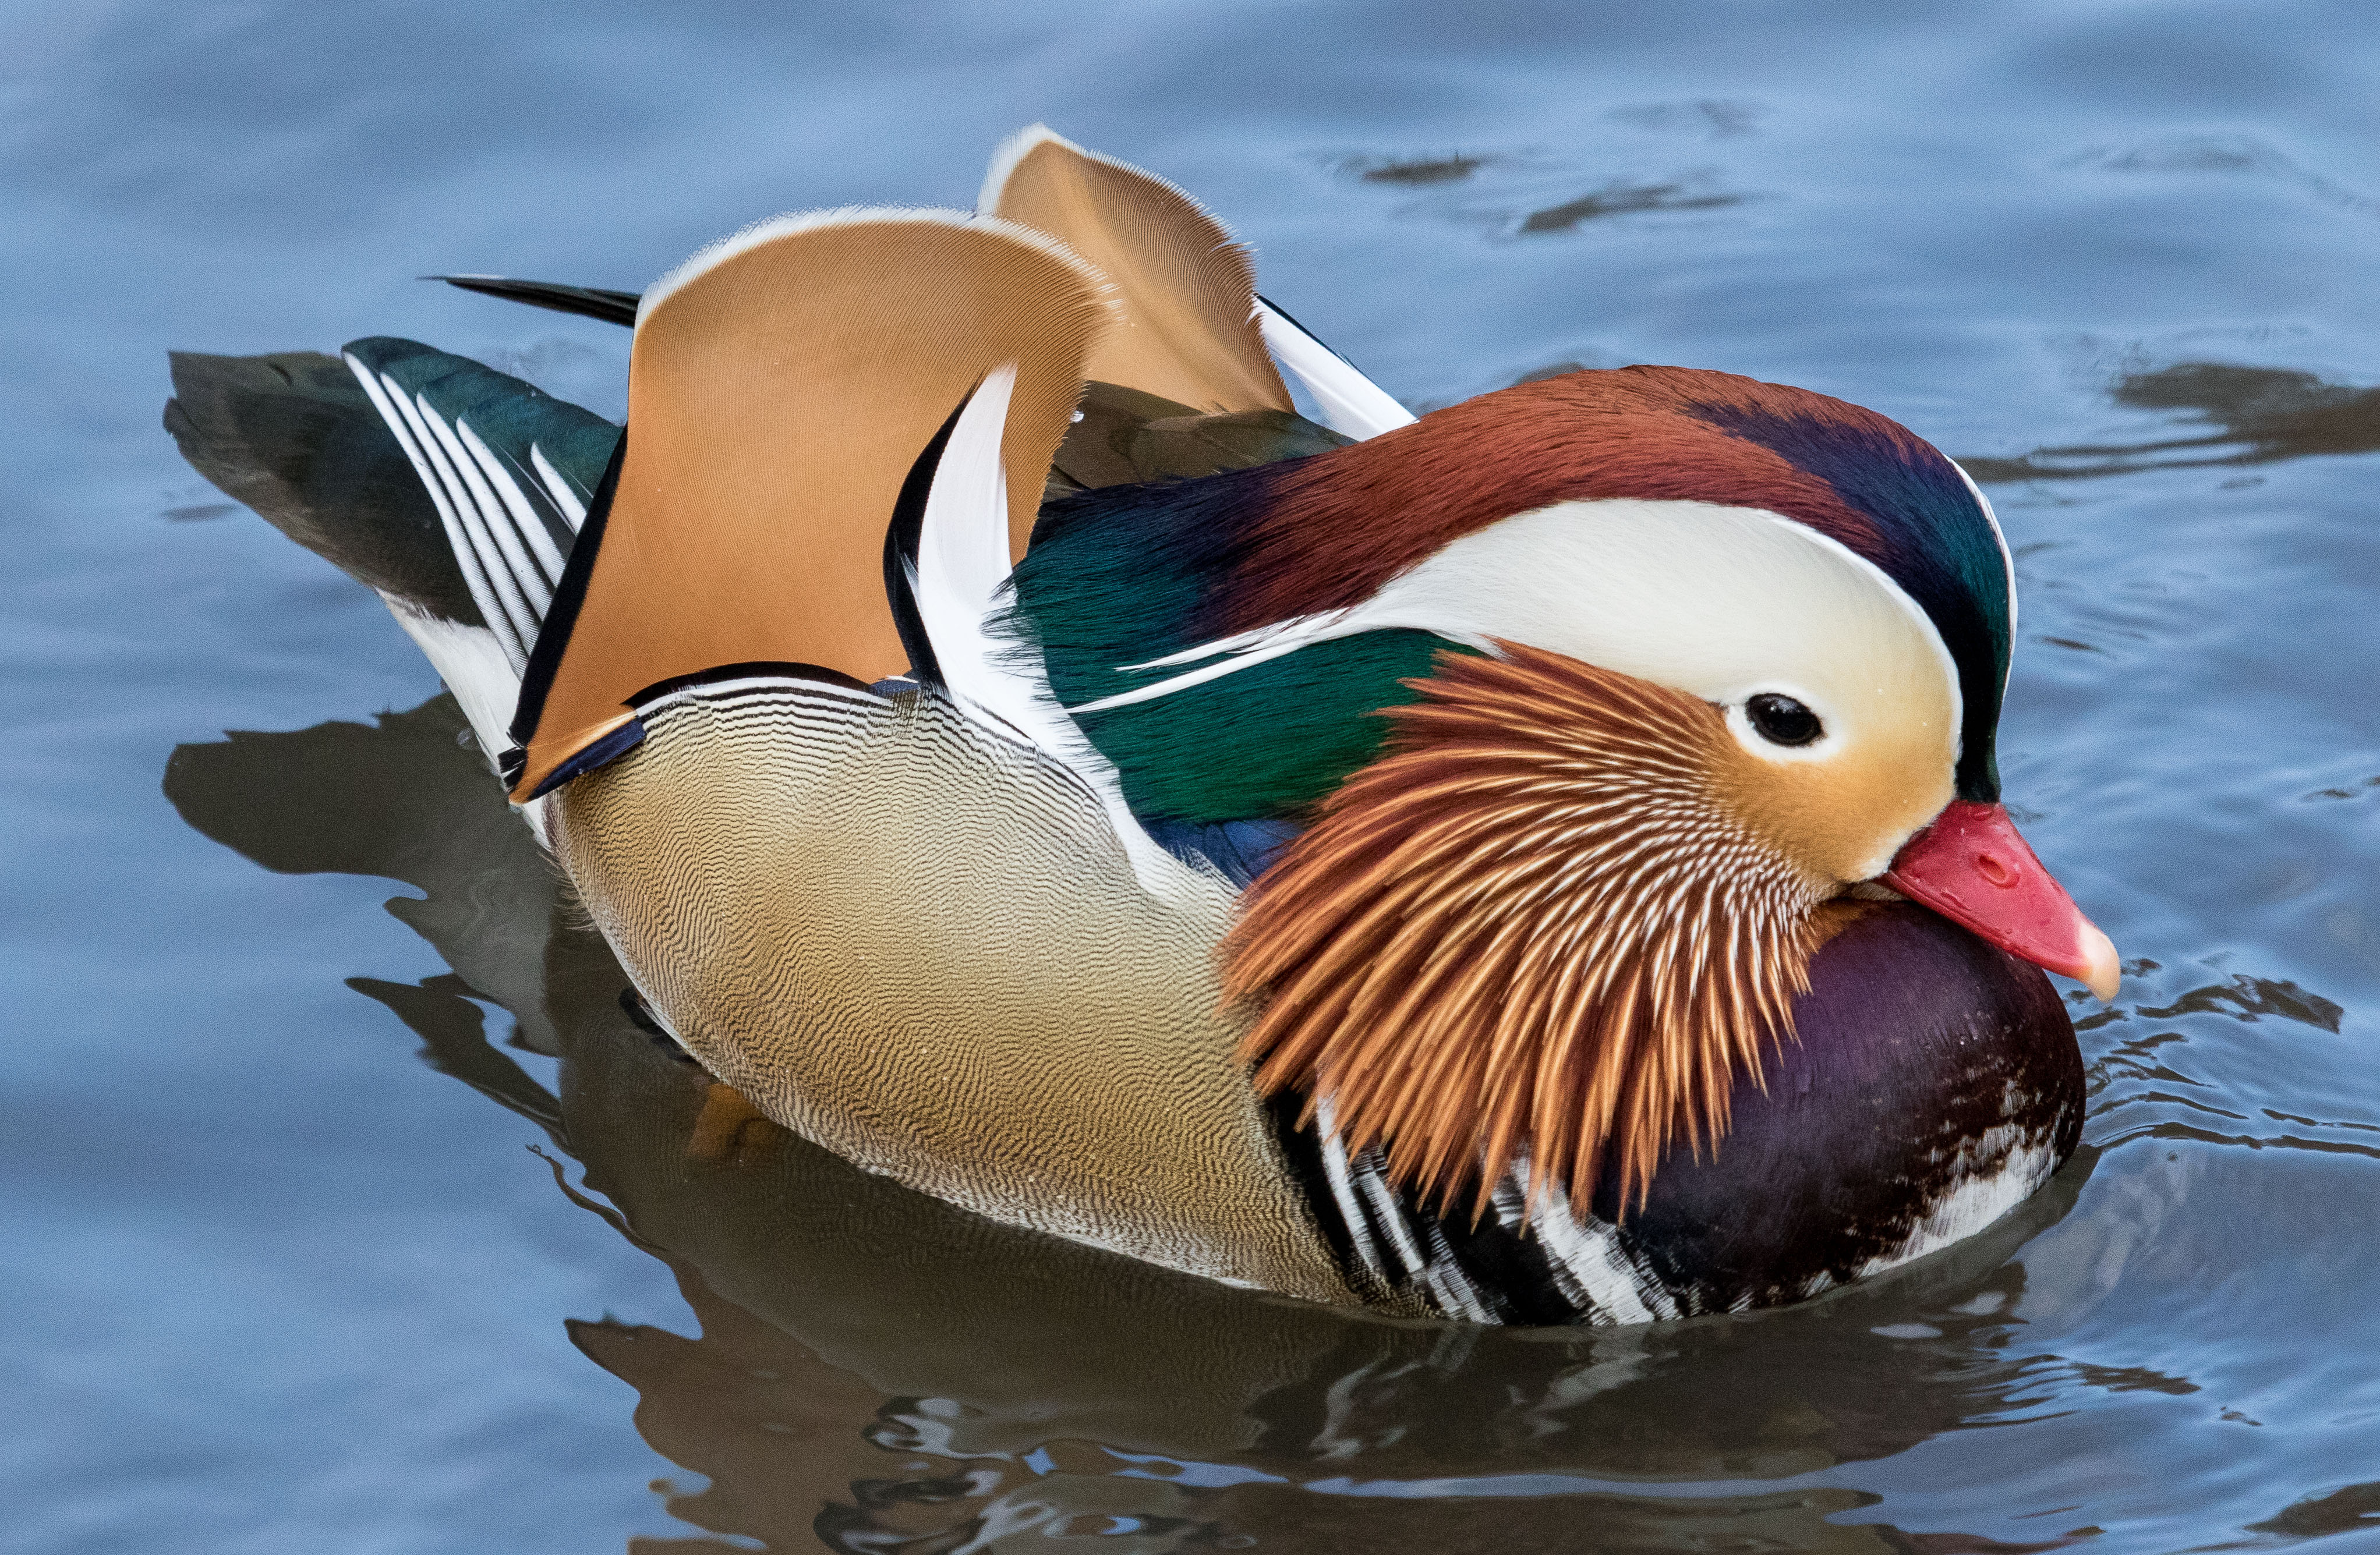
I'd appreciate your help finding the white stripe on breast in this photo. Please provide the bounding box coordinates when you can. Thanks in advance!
[1856,1122,2059,1280]
[1497,1160,1674,1326]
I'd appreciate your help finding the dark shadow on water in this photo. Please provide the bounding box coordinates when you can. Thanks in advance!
[1334,150,1748,242]
[1960,363,2380,483]
[1343,154,1490,186]
[1516,182,1743,234]
[168,697,2126,1554]
[2244,1480,2380,1539]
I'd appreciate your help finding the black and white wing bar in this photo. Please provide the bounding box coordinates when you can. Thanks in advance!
[344,354,585,672]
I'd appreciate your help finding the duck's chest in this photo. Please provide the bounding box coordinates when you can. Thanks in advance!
[1278,903,2086,1324]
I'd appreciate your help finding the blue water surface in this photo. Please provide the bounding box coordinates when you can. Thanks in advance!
[8,2,2380,1550]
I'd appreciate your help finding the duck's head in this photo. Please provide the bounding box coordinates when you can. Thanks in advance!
[1019,362,2113,1215]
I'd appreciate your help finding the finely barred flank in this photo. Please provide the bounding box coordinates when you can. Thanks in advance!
[1226,645,1824,1219]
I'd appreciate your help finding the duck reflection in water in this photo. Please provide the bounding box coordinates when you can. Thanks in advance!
[168,697,2114,1554]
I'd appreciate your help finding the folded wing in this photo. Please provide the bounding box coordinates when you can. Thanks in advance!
[505,208,1112,801]
[981,125,1290,417]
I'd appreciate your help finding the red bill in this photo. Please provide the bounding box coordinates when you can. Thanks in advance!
[1883,800,2120,1001]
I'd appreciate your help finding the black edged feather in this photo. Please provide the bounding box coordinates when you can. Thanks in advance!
[507,430,627,764]
[433,275,641,328]
[340,336,620,672]
[882,395,972,692]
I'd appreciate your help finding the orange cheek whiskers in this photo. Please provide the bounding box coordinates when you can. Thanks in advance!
[1225,643,1823,1223]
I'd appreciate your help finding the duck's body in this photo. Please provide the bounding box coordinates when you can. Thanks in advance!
[540,652,2084,1321]
[168,128,2111,1323]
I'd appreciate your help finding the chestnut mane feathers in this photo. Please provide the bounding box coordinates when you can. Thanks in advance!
[1224,645,1824,1218]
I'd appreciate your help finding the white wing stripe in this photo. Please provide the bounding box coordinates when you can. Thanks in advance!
[1257,301,1416,442]
[457,417,569,586]
[1068,628,1325,713]
[1115,608,1354,672]
[529,444,589,532]
[416,395,552,618]
[386,380,540,657]
[344,353,527,672]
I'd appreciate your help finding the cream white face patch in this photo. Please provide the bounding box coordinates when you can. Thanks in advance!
[1360,498,1960,774]
[1084,497,1960,788]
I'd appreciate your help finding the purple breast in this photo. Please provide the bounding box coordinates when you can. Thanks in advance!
[1600,902,2085,1315]
[1301,901,2086,1323]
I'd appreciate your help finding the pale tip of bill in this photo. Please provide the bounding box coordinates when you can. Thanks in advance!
[2078,921,2122,1003]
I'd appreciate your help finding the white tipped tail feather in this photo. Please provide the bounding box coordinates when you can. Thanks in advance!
[1257,300,1416,441]
[342,350,579,682]
[343,350,593,810]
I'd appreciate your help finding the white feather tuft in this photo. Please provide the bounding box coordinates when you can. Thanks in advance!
[909,365,1215,905]
[374,590,547,843]
[376,591,522,766]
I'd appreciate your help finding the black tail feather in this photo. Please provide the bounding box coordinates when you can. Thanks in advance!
[432,275,641,328]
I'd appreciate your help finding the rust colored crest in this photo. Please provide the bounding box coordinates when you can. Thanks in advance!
[1224,645,1824,1219]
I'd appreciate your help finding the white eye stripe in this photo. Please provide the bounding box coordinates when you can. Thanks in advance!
[1070,498,1962,781]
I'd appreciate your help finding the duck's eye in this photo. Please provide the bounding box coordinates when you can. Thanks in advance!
[1746,693,1823,747]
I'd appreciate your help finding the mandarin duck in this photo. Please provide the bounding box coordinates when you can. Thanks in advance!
[165,127,2117,1324]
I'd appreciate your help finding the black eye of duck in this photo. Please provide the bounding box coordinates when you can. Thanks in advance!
[1746,693,1823,747]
